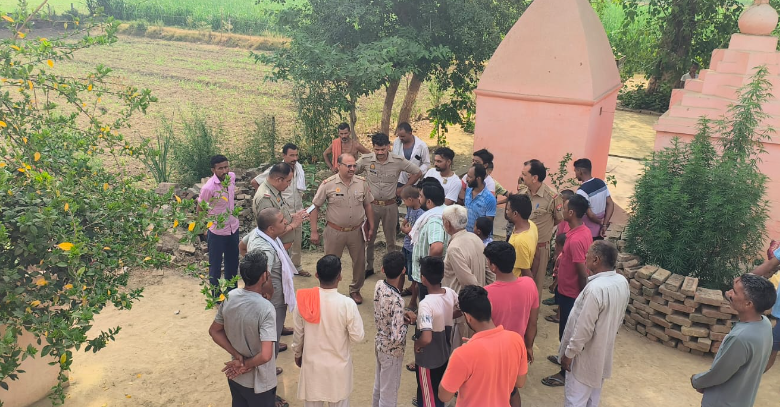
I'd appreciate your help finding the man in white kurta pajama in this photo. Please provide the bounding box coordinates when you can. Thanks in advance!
[292,255,365,407]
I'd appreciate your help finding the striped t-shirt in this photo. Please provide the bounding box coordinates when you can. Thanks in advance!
[576,178,611,238]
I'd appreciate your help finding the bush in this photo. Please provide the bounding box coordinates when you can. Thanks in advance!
[234,116,279,169]
[171,111,220,185]
[624,67,772,289]
[138,117,174,183]
[617,83,673,113]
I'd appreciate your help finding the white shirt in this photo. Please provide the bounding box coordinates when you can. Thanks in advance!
[424,168,462,203]
[681,72,698,82]
[559,270,630,388]
[393,136,431,184]
[461,173,496,193]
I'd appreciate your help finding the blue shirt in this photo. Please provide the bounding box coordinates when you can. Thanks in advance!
[464,187,497,233]
[771,246,780,318]
[403,208,425,252]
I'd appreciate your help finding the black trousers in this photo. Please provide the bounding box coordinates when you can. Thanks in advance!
[416,362,447,407]
[228,380,276,407]
[558,293,578,376]
[207,230,240,288]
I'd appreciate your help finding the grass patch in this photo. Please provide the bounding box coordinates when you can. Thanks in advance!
[117,23,288,51]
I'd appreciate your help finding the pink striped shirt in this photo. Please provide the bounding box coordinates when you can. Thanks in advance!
[198,172,239,236]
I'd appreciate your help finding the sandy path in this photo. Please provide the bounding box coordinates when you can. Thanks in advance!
[30,247,780,407]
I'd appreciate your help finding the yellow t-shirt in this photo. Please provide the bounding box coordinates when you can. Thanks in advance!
[509,221,538,277]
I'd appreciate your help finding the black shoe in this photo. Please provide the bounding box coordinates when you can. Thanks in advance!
[366,269,375,277]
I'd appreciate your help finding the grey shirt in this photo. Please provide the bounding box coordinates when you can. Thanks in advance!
[243,230,284,308]
[692,316,772,407]
[214,288,277,392]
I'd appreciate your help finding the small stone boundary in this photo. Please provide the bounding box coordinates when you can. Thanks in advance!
[613,255,737,356]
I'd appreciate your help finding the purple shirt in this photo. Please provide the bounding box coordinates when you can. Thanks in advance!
[198,172,239,236]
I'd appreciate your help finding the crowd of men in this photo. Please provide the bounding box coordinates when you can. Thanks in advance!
[204,122,780,407]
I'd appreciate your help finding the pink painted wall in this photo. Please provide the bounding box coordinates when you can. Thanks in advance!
[473,0,621,190]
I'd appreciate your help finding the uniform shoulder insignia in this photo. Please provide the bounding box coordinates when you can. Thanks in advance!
[263,193,271,198]
[355,175,366,181]
[323,174,337,183]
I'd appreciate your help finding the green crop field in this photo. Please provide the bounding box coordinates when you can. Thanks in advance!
[0,0,305,35]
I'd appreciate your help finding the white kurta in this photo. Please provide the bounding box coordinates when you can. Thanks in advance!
[292,288,365,403]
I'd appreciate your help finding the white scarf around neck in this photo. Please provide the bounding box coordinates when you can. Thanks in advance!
[256,229,297,312]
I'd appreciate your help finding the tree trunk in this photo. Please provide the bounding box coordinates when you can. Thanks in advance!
[380,79,400,135]
[398,73,423,125]
[348,93,358,140]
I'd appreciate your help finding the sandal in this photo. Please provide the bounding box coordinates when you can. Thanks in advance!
[541,375,565,387]
[275,395,289,407]
[406,362,416,372]
[400,288,413,297]
[296,270,312,277]
[547,355,560,365]
[542,297,556,306]
[276,367,283,375]
[545,315,559,323]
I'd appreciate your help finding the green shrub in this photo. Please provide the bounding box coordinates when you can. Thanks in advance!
[138,117,174,183]
[617,83,672,113]
[234,116,278,169]
[624,67,772,289]
[171,111,220,185]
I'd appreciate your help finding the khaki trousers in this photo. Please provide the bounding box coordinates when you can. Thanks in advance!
[533,243,551,305]
[366,203,399,272]
[324,226,366,294]
[290,225,303,271]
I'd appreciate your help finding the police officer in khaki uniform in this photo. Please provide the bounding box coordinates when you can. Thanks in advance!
[356,133,422,276]
[252,163,307,251]
[310,153,375,304]
[519,159,564,303]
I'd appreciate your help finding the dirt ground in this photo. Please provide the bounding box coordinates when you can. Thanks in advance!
[29,246,780,407]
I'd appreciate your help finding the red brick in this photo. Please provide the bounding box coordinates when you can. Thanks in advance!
[623,259,640,269]
[637,324,647,335]
[663,274,685,292]
[690,349,705,356]
[638,278,658,289]
[681,277,699,297]
[698,337,712,349]
[631,312,652,327]
[650,295,667,305]
[646,332,660,342]
[709,331,726,341]
[684,298,698,308]
[624,317,637,329]
[626,304,637,314]
[634,302,654,315]
[689,313,717,325]
[694,288,724,307]
[701,305,731,320]
[710,323,732,334]
[636,265,658,280]
[668,301,697,314]
[631,293,649,305]
[665,327,692,342]
[659,285,687,301]
[651,268,672,285]
[649,301,673,315]
[630,286,641,296]
[629,279,642,290]
[625,267,639,279]
[642,286,659,297]
[666,313,693,327]
[649,315,672,329]
[677,342,691,353]
[681,324,710,338]
[684,340,711,353]
[719,305,738,315]
[711,341,722,353]
[647,326,670,342]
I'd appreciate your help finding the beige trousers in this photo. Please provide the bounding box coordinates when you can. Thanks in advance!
[365,203,399,272]
[324,226,366,294]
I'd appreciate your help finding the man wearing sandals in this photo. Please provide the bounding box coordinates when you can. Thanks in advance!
[252,143,312,278]
[555,240,629,406]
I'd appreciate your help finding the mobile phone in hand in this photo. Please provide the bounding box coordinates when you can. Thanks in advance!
[306,204,316,214]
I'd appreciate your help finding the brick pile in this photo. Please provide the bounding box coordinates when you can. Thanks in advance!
[617,258,738,355]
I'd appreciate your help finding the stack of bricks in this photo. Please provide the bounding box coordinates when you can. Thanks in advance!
[618,257,738,356]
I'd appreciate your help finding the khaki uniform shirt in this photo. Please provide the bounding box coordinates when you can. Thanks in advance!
[313,174,374,228]
[518,183,564,242]
[356,153,421,201]
[253,162,306,211]
[253,181,294,244]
